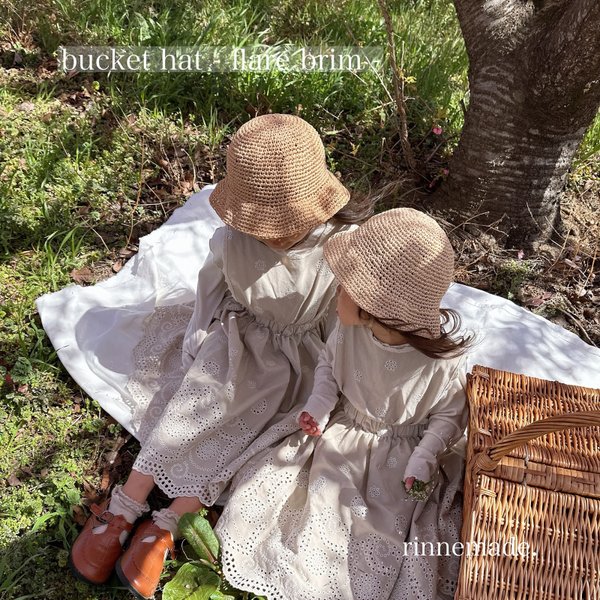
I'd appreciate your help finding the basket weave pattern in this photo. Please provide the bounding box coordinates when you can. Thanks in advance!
[457,365,600,599]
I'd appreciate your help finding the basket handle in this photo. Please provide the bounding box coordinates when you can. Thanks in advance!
[473,410,600,472]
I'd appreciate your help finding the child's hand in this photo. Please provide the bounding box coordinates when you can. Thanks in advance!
[299,411,322,436]
[404,476,415,491]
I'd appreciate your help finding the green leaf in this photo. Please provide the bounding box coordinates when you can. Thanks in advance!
[209,591,236,600]
[10,356,33,384]
[179,511,220,564]
[163,562,222,600]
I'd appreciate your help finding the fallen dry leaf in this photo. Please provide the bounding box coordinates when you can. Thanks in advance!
[8,474,22,487]
[181,180,194,194]
[70,266,95,284]
[99,466,111,493]
[82,478,104,505]
[526,291,554,308]
[72,505,87,526]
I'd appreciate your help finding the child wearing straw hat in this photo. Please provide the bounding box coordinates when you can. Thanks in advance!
[69,114,372,599]
[215,208,471,600]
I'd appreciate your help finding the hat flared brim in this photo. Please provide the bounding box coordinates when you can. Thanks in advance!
[209,170,350,239]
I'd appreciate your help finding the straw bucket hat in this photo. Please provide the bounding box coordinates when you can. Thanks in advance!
[209,114,350,238]
[324,208,454,339]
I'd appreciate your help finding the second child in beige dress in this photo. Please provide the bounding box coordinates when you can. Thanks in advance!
[216,208,472,600]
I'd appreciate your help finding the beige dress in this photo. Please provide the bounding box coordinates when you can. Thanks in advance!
[126,221,351,505]
[216,322,467,600]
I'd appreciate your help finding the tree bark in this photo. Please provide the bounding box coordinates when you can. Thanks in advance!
[431,0,600,248]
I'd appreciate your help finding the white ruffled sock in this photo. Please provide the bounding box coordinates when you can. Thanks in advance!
[142,508,180,544]
[108,485,150,523]
[92,485,149,544]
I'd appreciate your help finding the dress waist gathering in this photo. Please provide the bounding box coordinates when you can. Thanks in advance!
[218,295,328,337]
[341,402,428,437]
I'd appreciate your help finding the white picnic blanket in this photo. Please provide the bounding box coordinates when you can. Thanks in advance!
[36,184,600,437]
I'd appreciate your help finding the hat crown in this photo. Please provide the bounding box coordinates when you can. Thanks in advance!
[324,208,454,338]
[230,114,324,159]
[209,114,350,238]
[226,114,326,203]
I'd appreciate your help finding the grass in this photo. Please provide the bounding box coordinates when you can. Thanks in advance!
[0,366,126,599]
[1,0,469,128]
[0,0,598,598]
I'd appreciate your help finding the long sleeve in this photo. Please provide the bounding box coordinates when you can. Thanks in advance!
[403,360,468,482]
[181,227,228,370]
[300,325,340,431]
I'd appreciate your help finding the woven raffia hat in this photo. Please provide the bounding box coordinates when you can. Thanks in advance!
[324,208,454,339]
[209,114,350,238]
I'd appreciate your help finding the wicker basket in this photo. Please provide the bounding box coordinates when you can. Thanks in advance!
[456,365,600,599]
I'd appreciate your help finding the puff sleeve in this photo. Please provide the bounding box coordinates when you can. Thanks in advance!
[181,227,228,370]
[299,325,340,431]
[403,359,468,483]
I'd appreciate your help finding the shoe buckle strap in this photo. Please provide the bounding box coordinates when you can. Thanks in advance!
[90,503,114,525]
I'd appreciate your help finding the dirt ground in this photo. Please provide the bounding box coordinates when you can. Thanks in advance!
[447,181,600,347]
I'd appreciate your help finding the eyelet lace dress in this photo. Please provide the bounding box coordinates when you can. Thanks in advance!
[215,322,467,600]
[126,221,352,505]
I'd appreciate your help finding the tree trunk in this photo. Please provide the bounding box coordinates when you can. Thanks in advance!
[431,0,600,248]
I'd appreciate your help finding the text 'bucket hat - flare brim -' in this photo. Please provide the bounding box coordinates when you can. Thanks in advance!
[324,208,455,339]
[209,114,351,239]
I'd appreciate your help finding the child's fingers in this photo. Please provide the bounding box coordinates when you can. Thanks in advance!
[307,426,321,437]
[300,423,321,436]
[404,477,415,491]
[299,411,312,425]
[300,412,317,426]
[299,412,322,436]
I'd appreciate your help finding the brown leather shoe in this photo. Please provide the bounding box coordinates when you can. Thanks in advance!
[69,500,134,585]
[115,519,175,600]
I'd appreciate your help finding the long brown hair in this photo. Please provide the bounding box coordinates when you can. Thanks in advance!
[330,191,376,225]
[358,307,472,359]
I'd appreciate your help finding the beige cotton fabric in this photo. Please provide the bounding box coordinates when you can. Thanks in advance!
[216,322,467,600]
[125,221,353,505]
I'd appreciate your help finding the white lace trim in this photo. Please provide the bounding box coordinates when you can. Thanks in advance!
[124,304,192,442]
